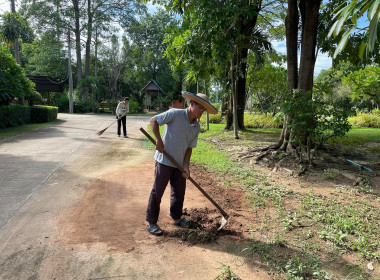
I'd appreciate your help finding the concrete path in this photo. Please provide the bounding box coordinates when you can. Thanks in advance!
[0,114,149,229]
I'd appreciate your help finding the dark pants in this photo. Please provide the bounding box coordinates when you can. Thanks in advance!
[117,116,127,136]
[146,162,186,224]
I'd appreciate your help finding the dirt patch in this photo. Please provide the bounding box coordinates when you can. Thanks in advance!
[58,162,254,251]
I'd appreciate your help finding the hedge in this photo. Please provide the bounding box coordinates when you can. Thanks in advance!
[0,105,30,128]
[0,105,58,128]
[30,105,58,123]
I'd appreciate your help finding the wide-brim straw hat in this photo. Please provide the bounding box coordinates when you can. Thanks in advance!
[181,91,218,114]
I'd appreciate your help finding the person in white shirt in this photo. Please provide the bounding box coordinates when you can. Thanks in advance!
[116,97,129,138]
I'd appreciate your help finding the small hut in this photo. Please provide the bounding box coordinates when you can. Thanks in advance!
[27,75,65,105]
[140,79,165,111]
[27,75,64,93]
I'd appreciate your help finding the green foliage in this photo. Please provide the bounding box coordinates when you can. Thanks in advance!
[0,105,31,128]
[342,66,380,108]
[21,31,67,80]
[244,113,283,129]
[329,0,379,59]
[214,263,240,280]
[30,105,58,123]
[199,112,224,124]
[0,44,41,105]
[302,194,380,260]
[0,12,34,45]
[247,60,287,114]
[55,94,69,113]
[128,100,142,113]
[348,112,380,128]
[282,89,355,148]
[284,253,329,280]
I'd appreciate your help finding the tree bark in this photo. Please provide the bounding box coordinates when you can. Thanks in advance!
[72,0,82,83]
[68,28,74,114]
[84,0,93,102]
[231,54,239,139]
[236,47,248,130]
[286,0,299,91]
[298,0,321,91]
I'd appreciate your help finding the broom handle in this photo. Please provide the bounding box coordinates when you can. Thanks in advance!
[108,112,127,128]
[140,127,229,218]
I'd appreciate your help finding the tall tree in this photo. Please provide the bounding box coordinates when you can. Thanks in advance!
[154,0,277,134]
[268,0,322,160]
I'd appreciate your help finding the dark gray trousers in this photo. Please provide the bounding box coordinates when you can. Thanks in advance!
[146,162,186,224]
[117,115,126,136]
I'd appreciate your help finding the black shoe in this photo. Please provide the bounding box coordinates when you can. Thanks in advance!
[124,135,129,138]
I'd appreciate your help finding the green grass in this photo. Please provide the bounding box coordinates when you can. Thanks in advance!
[329,127,380,146]
[191,123,380,278]
[0,123,50,140]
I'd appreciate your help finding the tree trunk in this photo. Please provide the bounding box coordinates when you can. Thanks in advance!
[84,0,93,103]
[68,28,74,113]
[231,55,239,139]
[298,0,321,91]
[72,0,82,84]
[236,48,248,130]
[286,0,299,91]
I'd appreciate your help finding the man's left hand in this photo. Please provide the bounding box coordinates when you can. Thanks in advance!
[182,167,190,179]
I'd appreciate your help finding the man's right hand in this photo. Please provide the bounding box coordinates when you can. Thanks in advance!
[155,138,164,153]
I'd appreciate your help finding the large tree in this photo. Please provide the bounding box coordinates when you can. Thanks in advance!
[267,0,322,161]
[152,0,278,137]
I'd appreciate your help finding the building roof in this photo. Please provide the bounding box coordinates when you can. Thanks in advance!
[26,75,65,93]
[140,79,165,94]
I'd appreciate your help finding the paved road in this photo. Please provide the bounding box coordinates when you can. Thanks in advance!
[0,113,148,229]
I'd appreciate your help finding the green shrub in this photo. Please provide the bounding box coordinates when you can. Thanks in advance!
[348,112,380,128]
[199,112,224,124]
[0,44,41,105]
[244,113,283,128]
[129,100,143,113]
[0,105,30,128]
[74,99,91,113]
[30,105,58,123]
[55,94,69,113]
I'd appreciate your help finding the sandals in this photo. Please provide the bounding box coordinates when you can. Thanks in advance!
[174,218,191,228]
[147,224,163,236]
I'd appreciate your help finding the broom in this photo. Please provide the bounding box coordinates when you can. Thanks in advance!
[96,113,126,136]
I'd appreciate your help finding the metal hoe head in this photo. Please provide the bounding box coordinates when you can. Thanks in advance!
[217,216,229,231]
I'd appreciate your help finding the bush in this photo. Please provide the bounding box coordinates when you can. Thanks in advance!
[348,112,380,128]
[244,113,283,128]
[55,94,69,113]
[0,105,30,128]
[74,99,91,113]
[30,105,58,123]
[129,100,143,113]
[0,44,41,105]
[199,112,224,124]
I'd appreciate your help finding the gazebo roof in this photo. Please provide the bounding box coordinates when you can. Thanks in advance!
[140,79,165,94]
[27,75,65,93]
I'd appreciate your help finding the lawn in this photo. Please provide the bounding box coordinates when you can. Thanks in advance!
[0,123,49,140]
[191,123,380,279]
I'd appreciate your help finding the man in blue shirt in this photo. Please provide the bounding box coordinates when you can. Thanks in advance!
[146,92,217,236]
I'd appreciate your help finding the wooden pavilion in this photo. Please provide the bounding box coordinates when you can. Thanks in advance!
[140,79,165,111]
